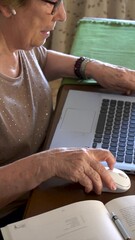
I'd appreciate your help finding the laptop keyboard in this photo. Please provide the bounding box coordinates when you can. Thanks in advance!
[92,98,135,164]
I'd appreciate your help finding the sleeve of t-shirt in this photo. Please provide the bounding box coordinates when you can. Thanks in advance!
[32,46,48,70]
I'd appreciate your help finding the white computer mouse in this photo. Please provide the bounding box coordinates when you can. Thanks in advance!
[102,167,131,193]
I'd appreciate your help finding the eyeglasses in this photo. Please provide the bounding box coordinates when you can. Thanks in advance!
[45,0,63,15]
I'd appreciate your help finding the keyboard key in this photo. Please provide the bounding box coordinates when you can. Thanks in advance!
[119,142,126,147]
[117,152,124,157]
[126,150,133,155]
[95,113,107,134]
[125,155,132,163]
[127,145,134,150]
[116,156,124,162]
[118,147,125,152]
[109,146,117,152]
[110,142,117,147]
[111,137,118,143]
[101,143,109,149]
[92,142,97,148]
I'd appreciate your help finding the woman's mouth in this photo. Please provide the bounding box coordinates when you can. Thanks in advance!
[40,31,50,38]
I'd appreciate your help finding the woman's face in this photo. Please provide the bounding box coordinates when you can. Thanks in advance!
[6,0,66,50]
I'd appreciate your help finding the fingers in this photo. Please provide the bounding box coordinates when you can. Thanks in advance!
[83,165,102,194]
[76,161,116,195]
[87,148,116,169]
[81,148,116,194]
[99,166,117,192]
[78,172,93,193]
[82,158,116,194]
[77,148,116,194]
[85,148,117,193]
[74,160,102,194]
[88,162,117,194]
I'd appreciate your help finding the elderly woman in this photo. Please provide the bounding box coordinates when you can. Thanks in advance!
[0,0,135,229]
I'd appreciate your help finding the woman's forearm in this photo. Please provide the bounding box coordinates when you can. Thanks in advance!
[45,50,135,92]
[85,59,135,91]
[0,151,55,209]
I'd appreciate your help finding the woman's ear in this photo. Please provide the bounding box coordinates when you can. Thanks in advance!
[0,5,16,17]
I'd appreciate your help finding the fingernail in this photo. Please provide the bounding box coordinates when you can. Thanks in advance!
[111,184,117,191]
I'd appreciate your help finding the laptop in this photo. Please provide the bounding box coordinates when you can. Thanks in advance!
[48,88,135,174]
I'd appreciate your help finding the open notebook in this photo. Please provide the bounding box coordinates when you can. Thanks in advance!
[49,89,135,174]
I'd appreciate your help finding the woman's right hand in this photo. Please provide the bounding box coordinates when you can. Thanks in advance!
[43,147,117,195]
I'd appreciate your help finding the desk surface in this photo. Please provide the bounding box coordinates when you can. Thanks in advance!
[24,84,135,219]
[24,176,135,219]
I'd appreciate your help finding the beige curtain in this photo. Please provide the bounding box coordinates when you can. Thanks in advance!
[46,0,135,53]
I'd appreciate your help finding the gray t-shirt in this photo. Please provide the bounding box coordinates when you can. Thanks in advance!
[0,46,52,165]
[0,46,53,217]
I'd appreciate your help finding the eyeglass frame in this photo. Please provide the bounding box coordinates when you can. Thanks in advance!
[44,0,63,15]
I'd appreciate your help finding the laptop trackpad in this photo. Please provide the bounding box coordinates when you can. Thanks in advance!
[60,108,95,133]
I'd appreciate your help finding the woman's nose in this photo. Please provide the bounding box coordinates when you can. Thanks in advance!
[54,2,67,22]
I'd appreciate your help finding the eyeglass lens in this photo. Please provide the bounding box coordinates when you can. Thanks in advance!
[51,0,63,14]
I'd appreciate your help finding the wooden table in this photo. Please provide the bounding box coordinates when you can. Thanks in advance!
[24,175,135,219]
